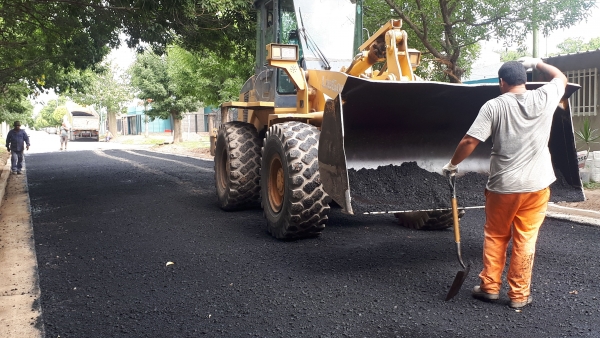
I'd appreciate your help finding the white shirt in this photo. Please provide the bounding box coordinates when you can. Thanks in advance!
[466,78,566,193]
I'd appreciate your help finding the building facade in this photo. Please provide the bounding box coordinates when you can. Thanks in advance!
[539,49,600,151]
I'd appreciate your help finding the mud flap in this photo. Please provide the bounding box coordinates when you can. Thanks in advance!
[318,78,584,214]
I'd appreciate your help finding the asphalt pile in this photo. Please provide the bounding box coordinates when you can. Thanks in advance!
[348,162,583,214]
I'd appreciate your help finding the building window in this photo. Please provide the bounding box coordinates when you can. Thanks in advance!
[566,68,598,116]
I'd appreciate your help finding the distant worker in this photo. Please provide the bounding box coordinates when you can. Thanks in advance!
[5,120,30,174]
[105,129,113,142]
[442,58,568,309]
[60,122,70,151]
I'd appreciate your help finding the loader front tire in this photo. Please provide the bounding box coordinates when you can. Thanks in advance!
[394,209,466,231]
[261,122,330,239]
[214,121,262,210]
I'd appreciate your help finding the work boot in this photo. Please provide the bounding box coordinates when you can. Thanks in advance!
[11,170,17,174]
[509,296,533,309]
[471,286,499,301]
[17,171,22,175]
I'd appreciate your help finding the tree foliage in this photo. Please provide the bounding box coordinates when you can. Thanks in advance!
[167,45,254,107]
[34,98,68,129]
[0,82,34,125]
[364,0,595,82]
[129,50,201,143]
[0,0,255,124]
[554,37,600,55]
[499,49,530,62]
[68,63,134,134]
[0,0,255,90]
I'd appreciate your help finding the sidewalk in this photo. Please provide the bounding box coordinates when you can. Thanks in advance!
[0,157,44,337]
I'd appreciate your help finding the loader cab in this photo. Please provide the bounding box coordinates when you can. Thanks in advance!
[252,0,355,106]
[255,0,302,106]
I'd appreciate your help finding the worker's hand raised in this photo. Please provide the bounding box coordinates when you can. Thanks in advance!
[442,161,458,176]
[518,57,542,70]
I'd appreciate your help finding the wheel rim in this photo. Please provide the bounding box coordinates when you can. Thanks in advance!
[217,145,229,191]
[268,153,284,212]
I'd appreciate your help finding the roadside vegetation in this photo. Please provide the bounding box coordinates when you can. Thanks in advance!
[364,0,595,82]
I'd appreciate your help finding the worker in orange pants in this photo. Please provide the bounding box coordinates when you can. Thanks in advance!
[443,58,567,308]
[479,188,549,304]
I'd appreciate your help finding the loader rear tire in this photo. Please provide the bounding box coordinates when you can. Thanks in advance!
[214,121,262,210]
[261,122,330,239]
[394,209,466,230]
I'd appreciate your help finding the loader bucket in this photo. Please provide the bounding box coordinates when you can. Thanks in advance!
[318,77,584,215]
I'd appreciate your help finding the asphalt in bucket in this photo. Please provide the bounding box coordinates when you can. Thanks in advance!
[348,162,583,214]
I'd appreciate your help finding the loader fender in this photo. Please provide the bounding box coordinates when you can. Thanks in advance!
[214,122,262,210]
[261,121,330,239]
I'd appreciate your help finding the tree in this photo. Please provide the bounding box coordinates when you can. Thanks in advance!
[554,37,600,55]
[0,0,255,90]
[130,50,201,143]
[34,98,68,129]
[68,64,134,136]
[0,0,255,125]
[364,0,595,82]
[499,49,530,62]
[0,82,34,126]
[167,45,254,107]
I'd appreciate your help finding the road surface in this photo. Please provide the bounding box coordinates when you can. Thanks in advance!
[9,134,600,337]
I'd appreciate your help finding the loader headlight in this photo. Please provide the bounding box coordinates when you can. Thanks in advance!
[267,44,298,61]
[408,49,421,68]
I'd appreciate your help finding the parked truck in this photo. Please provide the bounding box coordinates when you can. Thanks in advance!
[65,103,100,141]
[211,0,584,239]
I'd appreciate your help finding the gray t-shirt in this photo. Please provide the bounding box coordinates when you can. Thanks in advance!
[466,78,565,193]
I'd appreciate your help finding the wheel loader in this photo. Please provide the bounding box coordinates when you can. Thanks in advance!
[211,0,584,239]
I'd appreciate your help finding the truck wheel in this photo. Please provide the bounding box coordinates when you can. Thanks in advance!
[394,209,466,230]
[214,121,262,210]
[261,121,330,239]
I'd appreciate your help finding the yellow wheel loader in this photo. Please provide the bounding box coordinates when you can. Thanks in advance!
[211,0,584,239]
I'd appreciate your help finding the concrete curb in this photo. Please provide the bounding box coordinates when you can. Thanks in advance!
[0,156,10,207]
[546,204,600,227]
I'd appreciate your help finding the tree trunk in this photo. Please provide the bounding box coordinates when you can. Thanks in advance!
[172,112,183,144]
[107,111,118,136]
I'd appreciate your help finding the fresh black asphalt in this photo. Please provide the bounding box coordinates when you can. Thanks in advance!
[26,149,600,337]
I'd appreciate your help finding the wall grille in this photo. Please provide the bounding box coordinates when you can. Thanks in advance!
[566,68,598,116]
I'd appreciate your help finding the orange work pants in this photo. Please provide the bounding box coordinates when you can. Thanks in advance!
[479,187,550,302]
